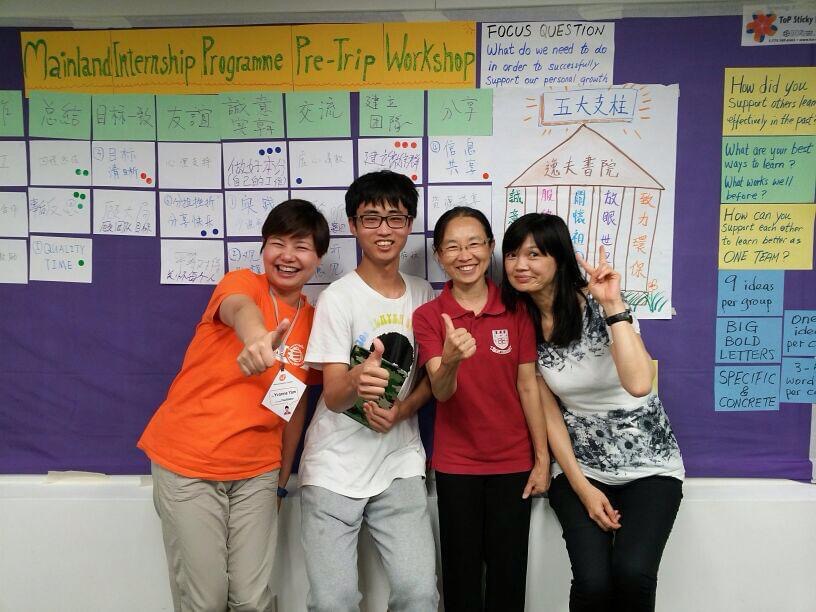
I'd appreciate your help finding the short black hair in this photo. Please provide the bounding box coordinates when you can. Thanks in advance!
[261,199,330,257]
[345,170,418,218]
[432,206,494,252]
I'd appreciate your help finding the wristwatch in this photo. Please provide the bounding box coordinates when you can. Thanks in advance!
[276,486,289,498]
[605,309,633,326]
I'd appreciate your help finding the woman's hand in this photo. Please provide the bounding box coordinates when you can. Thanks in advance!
[440,313,476,366]
[522,460,551,498]
[576,482,621,531]
[577,245,624,311]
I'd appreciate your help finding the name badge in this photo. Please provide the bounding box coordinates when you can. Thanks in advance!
[261,367,305,422]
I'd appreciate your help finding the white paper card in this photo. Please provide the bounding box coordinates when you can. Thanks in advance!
[159,191,224,238]
[290,188,349,235]
[428,136,493,183]
[225,190,287,237]
[426,236,448,283]
[227,241,263,274]
[427,184,493,228]
[261,367,306,422]
[288,140,354,188]
[223,141,288,189]
[158,142,222,190]
[160,239,225,285]
[0,141,28,186]
[28,187,91,234]
[0,239,27,284]
[310,237,357,284]
[29,235,92,283]
[93,189,156,236]
[357,138,423,184]
[0,191,28,237]
[29,140,92,187]
[400,233,427,278]
[91,141,156,188]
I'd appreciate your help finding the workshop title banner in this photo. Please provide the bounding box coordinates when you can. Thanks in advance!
[20,22,477,94]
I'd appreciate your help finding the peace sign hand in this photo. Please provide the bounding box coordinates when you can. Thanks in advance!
[576,245,623,308]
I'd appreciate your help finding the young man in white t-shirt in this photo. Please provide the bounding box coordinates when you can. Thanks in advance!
[300,170,438,612]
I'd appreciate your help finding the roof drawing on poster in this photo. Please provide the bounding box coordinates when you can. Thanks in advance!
[507,124,664,190]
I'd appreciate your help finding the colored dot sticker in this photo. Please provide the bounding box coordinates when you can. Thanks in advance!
[200,230,207,237]
[482,172,490,179]
[146,178,153,185]
[410,142,417,149]
[77,203,83,209]
[82,170,89,176]
[411,174,417,181]
[401,141,408,148]
[275,146,281,153]
[77,260,85,266]
[394,141,401,148]
[79,193,86,200]
[75,169,82,175]
[73,191,79,197]
[258,149,266,156]
[140,172,146,179]
[212,228,219,235]
[266,147,273,154]
[296,177,303,184]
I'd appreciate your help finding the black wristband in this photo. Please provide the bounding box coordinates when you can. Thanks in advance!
[276,486,288,498]
[605,309,633,326]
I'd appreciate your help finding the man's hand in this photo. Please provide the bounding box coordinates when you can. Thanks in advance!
[349,338,389,401]
[363,398,403,434]
[237,319,290,376]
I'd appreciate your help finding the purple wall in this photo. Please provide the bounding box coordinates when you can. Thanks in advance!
[1,18,814,477]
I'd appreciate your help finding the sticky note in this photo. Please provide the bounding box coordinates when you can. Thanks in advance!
[428,88,493,136]
[716,270,784,316]
[715,365,780,411]
[359,89,424,137]
[29,91,92,140]
[285,91,350,138]
[0,90,24,136]
[91,94,156,141]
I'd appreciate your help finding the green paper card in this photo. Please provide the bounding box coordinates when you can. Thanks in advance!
[0,91,24,136]
[285,91,350,138]
[156,95,220,141]
[218,91,284,140]
[359,89,424,137]
[721,136,816,204]
[29,91,92,140]
[428,88,492,136]
[92,94,156,141]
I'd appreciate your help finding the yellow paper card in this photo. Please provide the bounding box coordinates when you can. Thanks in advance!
[723,67,816,136]
[21,30,114,95]
[382,22,477,89]
[719,203,815,269]
[292,24,384,90]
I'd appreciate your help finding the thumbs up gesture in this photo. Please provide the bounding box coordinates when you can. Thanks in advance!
[441,313,476,366]
[237,318,291,376]
[352,338,390,401]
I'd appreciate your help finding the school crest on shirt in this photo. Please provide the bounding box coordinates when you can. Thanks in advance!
[490,329,511,355]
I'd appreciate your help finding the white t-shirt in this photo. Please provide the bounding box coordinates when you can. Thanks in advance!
[537,295,685,485]
[299,270,434,498]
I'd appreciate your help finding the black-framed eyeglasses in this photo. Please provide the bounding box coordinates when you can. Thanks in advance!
[353,214,412,229]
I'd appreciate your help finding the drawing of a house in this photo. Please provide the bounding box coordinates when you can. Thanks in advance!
[505,124,664,296]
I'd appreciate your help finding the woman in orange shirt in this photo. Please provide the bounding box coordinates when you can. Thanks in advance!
[138,199,329,612]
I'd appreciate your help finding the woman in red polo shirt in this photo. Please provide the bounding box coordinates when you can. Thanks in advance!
[413,206,550,612]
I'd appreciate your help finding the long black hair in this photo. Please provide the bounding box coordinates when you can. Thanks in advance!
[501,213,588,346]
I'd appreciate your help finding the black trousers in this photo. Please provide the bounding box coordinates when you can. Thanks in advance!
[435,470,532,612]
[547,473,683,612]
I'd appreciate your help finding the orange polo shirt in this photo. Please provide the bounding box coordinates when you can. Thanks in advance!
[138,269,319,480]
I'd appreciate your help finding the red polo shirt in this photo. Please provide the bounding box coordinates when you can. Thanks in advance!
[413,279,536,475]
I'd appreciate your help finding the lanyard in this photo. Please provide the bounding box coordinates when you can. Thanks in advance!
[269,287,302,371]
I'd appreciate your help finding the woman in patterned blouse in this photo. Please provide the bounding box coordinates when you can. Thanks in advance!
[501,212,684,612]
